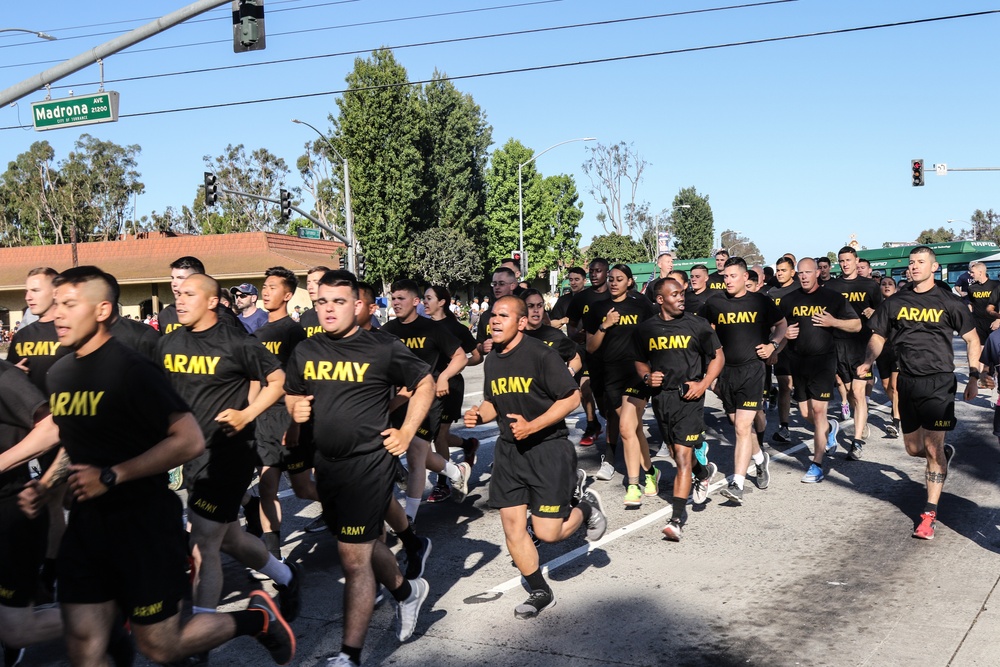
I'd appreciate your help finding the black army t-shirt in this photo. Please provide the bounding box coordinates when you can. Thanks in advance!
[299,307,323,338]
[566,287,612,330]
[683,289,712,317]
[159,304,246,336]
[583,295,657,370]
[46,339,190,500]
[109,316,161,361]
[699,291,784,366]
[868,284,973,377]
[484,335,579,448]
[633,312,721,389]
[549,290,575,321]
[7,319,69,393]
[381,316,461,377]
[824,275,882,338]
[436,316,477,356]
[779,287,859,357]
[252,315,308,368]
[706,272,727,292]
[524,325,578,363]
[157,322,280,448]
[284,328,430,459]
[967,279,1000,332]
[0,361,48,501]
[767,283,799,309]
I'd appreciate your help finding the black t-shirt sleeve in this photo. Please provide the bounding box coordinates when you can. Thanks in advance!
[550,293,572,320]
[539,345,580,401]
[125,357,191,428]
[835,296,860,322]
[765,296,784,327]
[388,339,432,392]
[699,321,723,357]
[868,300,890,338]
[0,365,47,431]
[283,349,308,396]
[949,295,975,336]
[452,320,477,354]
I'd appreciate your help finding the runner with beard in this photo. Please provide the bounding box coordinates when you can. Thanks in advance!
[464,296,607,619]
[566,258,612,449]
[768,257,800,444]
[699,257,787,505]
[634,278,724,540]
[284,271,434,665]
[584,265,658,499]
[780,259,860,483]
[859,246,980,540]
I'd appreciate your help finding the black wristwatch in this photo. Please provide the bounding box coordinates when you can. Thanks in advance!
[769,340,780,349]
[99,467,118,489]
[643,373,651,385]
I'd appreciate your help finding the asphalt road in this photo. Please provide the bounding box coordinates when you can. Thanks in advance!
[20,346,1000,667]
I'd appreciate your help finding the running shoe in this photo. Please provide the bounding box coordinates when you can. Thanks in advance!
[654,444,672,459]
[692,462,717,504]
[847,440,864,461]
[304,516,326,533]
[721,482,744,505]
[572,468,587,505]
[755,451,771,490]
[325,653,358,667]
[394,459,409,492]
[861,423,871,440]
[451,462,471,502]
[841,403,850,420]
[624,484,643,507]
[579,422,601,446]
[581,489,607,541]
[801,463,824,484]
[661,519,683,542]
[643,467,661,497]
[426,483,451,504]
[275,561,302,622]
[168,465,184,492]
[827,419,840,453]
[3,645,25,667]
[912,511,937,540]
[886,422,899,438]
[594,456,615,481]
[395,578,429,641]
[461,437,480,468]
[944,443,956,476]
[404,536,432,580]
[514,588,556,619]
[694,441,709,467]
[247,590,296,665]
[772,425,791,443]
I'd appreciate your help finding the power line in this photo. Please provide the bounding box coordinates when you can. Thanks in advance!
[3,9,996,131]
[40,0,797,90]
[0,0,564,65]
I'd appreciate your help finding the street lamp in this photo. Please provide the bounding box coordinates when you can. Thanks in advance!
[0,28,57,40]
[518,137,596,278]
[292,118,355,273]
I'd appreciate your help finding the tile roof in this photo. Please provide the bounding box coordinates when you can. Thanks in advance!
[0,232,345,289]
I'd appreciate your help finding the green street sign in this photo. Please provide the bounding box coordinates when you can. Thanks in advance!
[297,228,321,239]
[31,92,120,131]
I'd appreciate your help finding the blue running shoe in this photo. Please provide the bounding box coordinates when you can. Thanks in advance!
[695,441,709,467]
[826,419,839,454]
[801,463,824,483]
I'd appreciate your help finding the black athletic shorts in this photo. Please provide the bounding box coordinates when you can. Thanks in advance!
[489,437,577,519]
[390,396,442,443]
[314,448,395,543]
[59,490,188,625]
[604,362,648,411]
[835,337,871,383]
[774,350,792,376]
[897,372,957,433]
[875,344,898,379]
[718,361,766,413]
[0,497,48,608]
[254,405,292,468]
[791,353,837,403]
[650,390,705,448]
[439,374,465,425]
[588,364,609,417]
[184,441,257,523]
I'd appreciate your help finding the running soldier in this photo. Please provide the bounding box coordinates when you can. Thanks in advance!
[566,258,612,448]
[965,262,1000,386]
[685,264,713,316]
[768,257,800,444]
[876,277,901,438]
[860,246,979,540]
[299,266,332,339]
[707,250,729,292]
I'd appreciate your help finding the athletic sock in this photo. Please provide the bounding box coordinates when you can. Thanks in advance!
[924,502,938,514]
[192,606,217,615]
[733,474,745,490]
[893,418,901,428]
[262,531,281,560]
[524,569,551,593]
[443,461,462,484]
[627,476,640,485]
[692,461,707,479]
[755,430,765,448]
[751,452,764,466]
[671,496,686,520]
[398,526,421,553]
[405,496,421,522]
[390,579,413,603]
[577,501,593,523]
[780,422,788,429]
[341,644,362,666]
[231,608,267,637]
[260,555,292,586]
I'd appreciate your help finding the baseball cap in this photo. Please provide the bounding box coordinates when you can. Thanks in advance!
[230,282,258,296]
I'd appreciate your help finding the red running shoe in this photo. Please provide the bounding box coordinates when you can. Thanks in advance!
[913,511,936,540]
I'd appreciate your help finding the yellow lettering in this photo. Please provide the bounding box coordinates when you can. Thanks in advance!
[340,525,364,536]
[618,314,639,326]
[490,377,533,396]
[896,307,944,323]
[132,601,164,618]
[538,505,561,513]
[404,337,426,350]
[317,361,333,380]
[303,361,316,381]
[331,361,355,382]
[301,360,370,383]
[165,323,182,334]
[263,341,282,355]
[353,362,370,382]
[685,434,700,441]
[193,498,218,514]
[306,325,323,337]
[791,305,826,318]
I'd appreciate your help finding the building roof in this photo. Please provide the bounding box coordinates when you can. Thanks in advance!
[0,232,344,289]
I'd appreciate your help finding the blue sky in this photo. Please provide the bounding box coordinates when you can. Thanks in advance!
[3,0,999,265]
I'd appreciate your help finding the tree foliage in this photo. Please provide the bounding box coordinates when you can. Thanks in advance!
[407,227,483,287]
[534,174,584,274]
[671,187,714,259]
[581,141,647,236]
[965,209,1000,242]
[915,226,956,244]
[484,139,541,271]
[720,229,764,265]
[587,233,646,265]
[200,144,292,234]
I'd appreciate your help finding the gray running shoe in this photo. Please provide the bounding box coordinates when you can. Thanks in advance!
[326,653,357,666]
[721,482,744,505]
[654,444,672,459]
[514,588,555,619]
[404,536,431,581]
[755,451,770,490]
[692,462,717,504]
[847,440,864,461]
[451,462,471,502]
[772,425,791,443]
[594,456,615,481]
[395,578,429,642]
[661,519,683,542]
[581,489,607,541]
[886,422,899,438]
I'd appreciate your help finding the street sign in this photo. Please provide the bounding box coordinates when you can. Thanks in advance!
[657,231,671,255]
[297,227,321,239]
[31,92,120,131]
[935,163,948,176]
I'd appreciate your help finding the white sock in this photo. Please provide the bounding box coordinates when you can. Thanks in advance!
[192,606,216,614]
[733,474,745,490]
[260,555,292,586]
[443,461,461,484]
[405,496,421,521]
[751,452,764,465]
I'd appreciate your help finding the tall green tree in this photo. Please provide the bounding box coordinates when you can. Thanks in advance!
[485,139,543,272]
[200,144,292,234]
[671,187,714,259]
[407,227,483,287]
[64,134,144,241]
[530,174,584,275]
[915,227,956,244]
[587,233,646,265]
[332,48,425,288]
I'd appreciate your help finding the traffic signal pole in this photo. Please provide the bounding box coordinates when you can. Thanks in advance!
[215,186,352,249]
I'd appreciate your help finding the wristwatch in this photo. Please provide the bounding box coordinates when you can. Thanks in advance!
[599,325,608,332]
[99,467,118,489]
[643,373,651,385]
[769,340,779,349]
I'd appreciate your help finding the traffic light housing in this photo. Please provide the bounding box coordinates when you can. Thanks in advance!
[233,0,266,52]
[511,250,523,264]
[911,159,924,187]
[203,172,217,207]
[279,189,292,222]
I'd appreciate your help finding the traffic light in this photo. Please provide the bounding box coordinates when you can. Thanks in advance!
[911,159,924,187]
[279,189,292,222]
[203,172,217,207]
[233,0,266,53]
[511,250,522,264]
